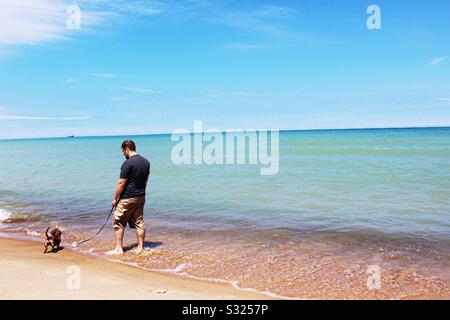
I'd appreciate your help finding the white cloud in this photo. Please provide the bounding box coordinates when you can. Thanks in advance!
[0,1,307,50]
[225,43,265,50]
[64,77,78,84]
[121,87,161,94]
[210,5,311,39]
[108,1,162,16]
[78,0,163,16]
[0,0,106,47]
[430,56,448,65]
[0,114,88,121]
[91,72,118,78]
[0,0,66,45]
[0,0,163,48]
[208,89,254,98]
[228,91,254,96]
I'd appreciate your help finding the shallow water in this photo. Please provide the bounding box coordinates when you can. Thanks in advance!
[1,128,449,298]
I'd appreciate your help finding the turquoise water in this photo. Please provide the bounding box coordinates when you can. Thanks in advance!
[1,127,449,242]
[1,127,449,298]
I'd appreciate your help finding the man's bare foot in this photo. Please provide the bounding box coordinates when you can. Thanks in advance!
[131,247,144,254]
[106,248,124,255]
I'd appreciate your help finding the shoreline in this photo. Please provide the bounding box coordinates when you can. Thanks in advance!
[0,237,276,300]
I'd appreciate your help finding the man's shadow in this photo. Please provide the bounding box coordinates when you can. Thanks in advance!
[123,241,163,252]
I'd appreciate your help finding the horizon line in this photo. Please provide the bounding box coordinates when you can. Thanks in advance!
[0,125,449,142]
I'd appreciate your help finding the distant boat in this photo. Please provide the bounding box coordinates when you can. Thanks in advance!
[67,135,75,138]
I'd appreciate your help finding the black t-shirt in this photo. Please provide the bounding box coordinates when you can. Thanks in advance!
[120,154,150,199]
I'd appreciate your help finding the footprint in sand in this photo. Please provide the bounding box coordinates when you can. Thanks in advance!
[148,288,167,294]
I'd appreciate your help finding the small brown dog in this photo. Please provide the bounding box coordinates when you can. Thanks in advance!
[43,227,62,253]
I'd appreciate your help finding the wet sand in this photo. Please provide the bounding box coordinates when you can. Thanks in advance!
[0,238,274,300]
[1,225,449,300]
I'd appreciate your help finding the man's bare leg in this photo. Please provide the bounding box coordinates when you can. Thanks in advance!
[135,228,146,253]
[107,228,124,254]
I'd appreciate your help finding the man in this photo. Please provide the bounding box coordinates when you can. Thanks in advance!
[108,140,150,255]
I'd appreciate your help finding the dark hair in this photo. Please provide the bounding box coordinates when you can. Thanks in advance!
[121,140,136,151]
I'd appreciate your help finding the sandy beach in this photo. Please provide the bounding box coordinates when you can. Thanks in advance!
[0,238,274,300]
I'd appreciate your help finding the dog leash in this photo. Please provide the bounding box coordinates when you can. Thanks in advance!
[72,200,119,248]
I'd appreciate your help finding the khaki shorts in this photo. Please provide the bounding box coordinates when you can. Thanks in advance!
[113,196,146,230]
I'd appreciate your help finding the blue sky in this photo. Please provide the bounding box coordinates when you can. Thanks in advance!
[0,0,449,139]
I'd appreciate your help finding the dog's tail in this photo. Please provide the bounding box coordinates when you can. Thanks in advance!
[45,227,50,239]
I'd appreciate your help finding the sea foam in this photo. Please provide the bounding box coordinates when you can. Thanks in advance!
[0,208,12,222]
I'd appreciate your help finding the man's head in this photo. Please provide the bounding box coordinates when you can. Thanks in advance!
[121,140,136,159]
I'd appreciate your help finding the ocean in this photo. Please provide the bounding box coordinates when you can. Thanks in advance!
[0,127,449,298]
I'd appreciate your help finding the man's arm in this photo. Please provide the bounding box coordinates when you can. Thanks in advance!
[145,165,150,188]
[112,178,127,207]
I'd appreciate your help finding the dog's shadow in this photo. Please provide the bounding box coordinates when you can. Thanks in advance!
[123,241,163,252]
[45,246,65,254]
